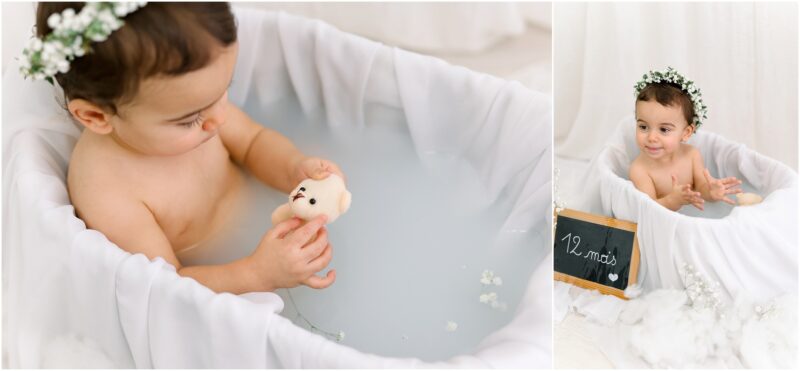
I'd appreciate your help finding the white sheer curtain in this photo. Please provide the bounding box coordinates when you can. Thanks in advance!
[555,2,798,170]
[232,2,548,54]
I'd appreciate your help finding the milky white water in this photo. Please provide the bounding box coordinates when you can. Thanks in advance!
[179,98,547,361]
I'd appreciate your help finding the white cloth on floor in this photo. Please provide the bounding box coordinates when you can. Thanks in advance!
[2,8,551,368]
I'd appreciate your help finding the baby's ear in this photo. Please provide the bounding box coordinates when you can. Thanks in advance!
[67,99,114,135]
[682,123,695,140]
[339,190,352,214]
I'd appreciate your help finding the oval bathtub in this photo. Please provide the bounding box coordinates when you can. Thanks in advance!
[2,9,552,368]
[576,117,797,303]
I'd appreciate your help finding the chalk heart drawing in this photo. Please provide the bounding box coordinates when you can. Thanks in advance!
[608,273,619,282]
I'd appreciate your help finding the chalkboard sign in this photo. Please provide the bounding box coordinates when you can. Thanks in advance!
[553,209,640,299]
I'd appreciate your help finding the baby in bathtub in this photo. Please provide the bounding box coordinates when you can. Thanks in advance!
[628,67,742,211]
[25,3,340,294]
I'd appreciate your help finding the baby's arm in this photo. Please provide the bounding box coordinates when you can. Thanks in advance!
[74,191,334,293]
[219,106,344,193]
[629,160,699,211]
[689,148,741,205]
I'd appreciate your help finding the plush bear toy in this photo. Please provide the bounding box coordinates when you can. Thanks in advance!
[736,192,763,206]
[271,174,352,225]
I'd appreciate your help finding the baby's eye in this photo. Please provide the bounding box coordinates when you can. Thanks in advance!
[178,113,204,128]
[638,125,647,131]
[660,127,671,133]
[299,187,306,192]
[309,198,316,205]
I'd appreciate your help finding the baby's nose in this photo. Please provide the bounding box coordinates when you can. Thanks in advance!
[201,96,229,132]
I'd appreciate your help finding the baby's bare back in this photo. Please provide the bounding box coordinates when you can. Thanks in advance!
[68,130,246,254]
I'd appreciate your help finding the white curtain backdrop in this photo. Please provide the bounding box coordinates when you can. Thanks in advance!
[554,2,798,170]
[232,2,549,54]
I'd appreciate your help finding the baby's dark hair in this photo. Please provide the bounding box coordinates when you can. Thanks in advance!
[36,2,237,115]
[636,83,695,126]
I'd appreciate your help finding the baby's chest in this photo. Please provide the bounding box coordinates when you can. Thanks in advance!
[650,159,696,196]
[139,140,245,248]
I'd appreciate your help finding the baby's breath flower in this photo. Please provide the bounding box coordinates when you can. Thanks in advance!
[445,321,458,332]
[634,66,708,128]
[18,2,146,84]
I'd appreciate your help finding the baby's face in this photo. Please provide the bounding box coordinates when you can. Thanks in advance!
[634,100,694,161]
[104,42,239,156]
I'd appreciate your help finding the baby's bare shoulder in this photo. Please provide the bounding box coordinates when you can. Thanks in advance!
[68,133,141,213]
[629,155,649,177]
[680,143,702,159]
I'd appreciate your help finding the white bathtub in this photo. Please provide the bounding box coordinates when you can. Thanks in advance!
[576,117,797,303]
[2,9,552,368]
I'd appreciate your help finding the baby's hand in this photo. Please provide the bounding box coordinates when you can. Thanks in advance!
[670,174,704,210]
[247,215,336,291]
[704,169,742,205]
[293,156,345,184]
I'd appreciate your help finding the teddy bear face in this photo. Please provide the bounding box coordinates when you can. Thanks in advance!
[288,174,351,223]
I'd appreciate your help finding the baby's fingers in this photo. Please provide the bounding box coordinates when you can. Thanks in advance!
[323,161,345,182]
[692,200,705,210]
[308,244,333,272]
[288,215,327,245]
[267,217,304,239]
[721,177,741,186]
[301,227,329,260]
[721,195,736,205]
[303,269,336,289]
[725,188,743,195]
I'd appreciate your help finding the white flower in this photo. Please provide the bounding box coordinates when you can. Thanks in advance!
[47,13,62,29]
[480,270,494,285]
[491,277,503,286]
[445,321,458,332]
[635,66,707,127]
[20,2,147,81]
[56,60,70,73]
[18,55,31,69]
[27,38,43,52]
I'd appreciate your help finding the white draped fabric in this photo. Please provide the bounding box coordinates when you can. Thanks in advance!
[577,118,797,303]
[2,8,552,368]
[232,2,550,54]
[554,2,798,170]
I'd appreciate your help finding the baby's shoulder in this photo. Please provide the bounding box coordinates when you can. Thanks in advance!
[679,143,703,160]
[629,155,650,178]
[68,133,138,204]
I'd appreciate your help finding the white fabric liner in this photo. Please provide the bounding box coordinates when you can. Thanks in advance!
[577,117,798,304]
[2,9,552,368]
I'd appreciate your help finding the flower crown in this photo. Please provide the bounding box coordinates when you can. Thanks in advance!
[18,2,147,84]
[633,66,708,128]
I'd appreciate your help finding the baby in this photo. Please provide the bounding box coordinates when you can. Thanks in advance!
[27,3,341,294]
[628,67,742,211]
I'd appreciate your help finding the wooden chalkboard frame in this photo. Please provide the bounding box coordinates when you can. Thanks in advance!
[553,208,640,300]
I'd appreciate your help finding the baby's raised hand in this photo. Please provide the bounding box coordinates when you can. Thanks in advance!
[247,215,336,291]
[293,156,345,184]
[704,169,742,205]
[671,174,704,210]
